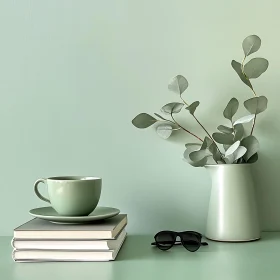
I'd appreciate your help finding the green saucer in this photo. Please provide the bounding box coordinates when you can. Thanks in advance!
[29,206,120,224]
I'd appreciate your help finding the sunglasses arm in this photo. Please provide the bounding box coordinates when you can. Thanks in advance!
[152,241,208,246]
[151,241,182,246]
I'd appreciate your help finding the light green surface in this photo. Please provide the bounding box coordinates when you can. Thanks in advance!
[1,233,280,280]
[0,1,279,235]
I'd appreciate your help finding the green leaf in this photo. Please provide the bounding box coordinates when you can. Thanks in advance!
[241,135,259,161]
[242,35,261,56]
[156,125,173,139]
[132,113,157,129]
[208,142,216,154]
[223,144,230,151]
[217,125,233,134]
[223,98,239,120]
[247,152,258,163]
[168,75,188,95]
[185,143,201,149]
[233,114,255,125]
[212,132,234,145]
[206,142,223,162]
[213,147,222,162]
[154,113,167,121]
[183,146,208,167]
[201,136,213,150]
[189,149,212,162]
[186,101,200,115]
[244,96,268,115]
[244,58,269,79]
[225,141,240,157]
[224,154,235,164]
[233,124,244,142]
[231,60,253,90]
[233,146,247,161]
[161,102,184,114]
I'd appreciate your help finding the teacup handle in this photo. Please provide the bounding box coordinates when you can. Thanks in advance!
[34,179,50,203]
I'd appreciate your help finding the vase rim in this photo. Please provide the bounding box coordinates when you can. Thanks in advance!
[205,163,252,167]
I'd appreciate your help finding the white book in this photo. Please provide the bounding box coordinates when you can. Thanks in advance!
[12,229,126,250]
[14,214,127,239]
[13,232,127,262]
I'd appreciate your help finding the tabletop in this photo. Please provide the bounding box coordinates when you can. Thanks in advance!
[1,233,280,280]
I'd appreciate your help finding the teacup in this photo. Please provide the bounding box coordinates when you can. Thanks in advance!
[34,176,102,216]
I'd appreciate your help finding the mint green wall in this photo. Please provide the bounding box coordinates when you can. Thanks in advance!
[0,1,278,235]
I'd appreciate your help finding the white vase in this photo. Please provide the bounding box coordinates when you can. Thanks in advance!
[205,164,260,242]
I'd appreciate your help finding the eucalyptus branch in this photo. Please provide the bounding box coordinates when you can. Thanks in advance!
[241,55,247,73]
[157,119,175,125]
[251,88,257,97]
[180,96,189,106]
[192,115,224,156]
[241,55,257,97]
[171,113,203,142]
[250,114,257,135]
[180,95,224,157]
[231,120,236,137]
[181,96,215,142]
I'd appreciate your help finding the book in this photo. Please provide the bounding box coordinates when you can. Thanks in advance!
[13,214,127,240]
[13,232,127,262]
[12,229,126,250]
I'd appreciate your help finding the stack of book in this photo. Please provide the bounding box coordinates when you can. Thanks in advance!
[12,214,127,262]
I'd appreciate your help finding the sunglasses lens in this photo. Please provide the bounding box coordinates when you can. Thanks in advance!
[181,232,201,252]
[155,232,175,250]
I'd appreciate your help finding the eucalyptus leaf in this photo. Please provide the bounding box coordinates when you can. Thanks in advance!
[244,58,269,79]
[156,125,173,139]
[168,75,188,95]
[242,35,261,56]
[233,124,244,142]
[217,125,233,134]
[244,96,268,115]
[209,144,222,162]
[224,154,235,164]
[208,142,216,154]
[154,113,167,121]
[225,141,240,157]
[233,146,247,161]
[186,101,200,115]
[201,136,213,150]
[231,60,253,90]
[247,152,258,163]
[185,143,202,149]
[206,157,217,165]
[212,132,234,145]
[213,149,222,163]
[241,135,259,161]
[223,144,230,152]
[189,156,208,167]
[161,102,184,114]
[183,146,208,167]
[132,113,157,129]
[223,98,239,120]
[189,149,212,162]
[233,114,255,125]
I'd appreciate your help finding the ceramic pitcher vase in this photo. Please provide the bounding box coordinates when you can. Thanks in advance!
[205,164,260,242]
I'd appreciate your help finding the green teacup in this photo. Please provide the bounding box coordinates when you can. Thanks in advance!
[34,176,102,216]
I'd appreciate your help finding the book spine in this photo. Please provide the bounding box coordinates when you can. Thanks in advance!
[12,240,110,250]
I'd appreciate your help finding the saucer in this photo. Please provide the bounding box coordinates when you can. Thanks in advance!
[29,206,120,224]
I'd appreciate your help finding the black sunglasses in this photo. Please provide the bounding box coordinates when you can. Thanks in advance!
[151,230,208,252]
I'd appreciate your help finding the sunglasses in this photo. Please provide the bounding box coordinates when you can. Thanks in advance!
[151,230,208,252]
